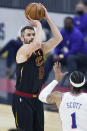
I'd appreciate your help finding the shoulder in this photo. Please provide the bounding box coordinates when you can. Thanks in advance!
[8,39,16,43]
[82,92,87,97]
[8,39,22,45]
[62,92,70,98]
[78,93,87,101]
[16,40,23,44]
[73,16,77,20]
[16,44,31,63]
[83,13,87,17]
[73,27,83,36]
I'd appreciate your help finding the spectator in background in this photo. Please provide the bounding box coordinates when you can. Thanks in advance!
[73,2,87,43]
[43,17,87,82]
[0,36,22,78]
[54,17,87,72]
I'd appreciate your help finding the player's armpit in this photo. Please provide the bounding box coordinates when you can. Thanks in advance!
[47,91,62,107]
[16,43,41,63]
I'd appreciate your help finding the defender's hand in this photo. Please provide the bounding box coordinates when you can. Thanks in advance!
[53,62,68,81]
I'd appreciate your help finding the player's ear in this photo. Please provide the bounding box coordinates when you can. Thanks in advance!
[21,36,24,42]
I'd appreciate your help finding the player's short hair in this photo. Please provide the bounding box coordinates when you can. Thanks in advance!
[70,71,85,92]
[64,17,74,24]
[21,26,34,37]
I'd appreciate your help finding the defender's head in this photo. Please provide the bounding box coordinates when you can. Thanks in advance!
[69,71,86,94]
[21,26,35,44]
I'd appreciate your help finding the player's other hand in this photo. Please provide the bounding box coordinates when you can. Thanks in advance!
[27,15,41,27]
[39,3,49,19]
[53,62,68,81]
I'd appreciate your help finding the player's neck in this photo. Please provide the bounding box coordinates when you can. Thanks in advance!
[71,90,82,95]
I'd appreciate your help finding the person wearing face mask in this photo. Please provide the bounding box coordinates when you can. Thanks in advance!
[73,2,87,43]
[43,17,87,84]
[54,17,87,72]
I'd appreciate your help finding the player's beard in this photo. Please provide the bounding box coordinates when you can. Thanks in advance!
[29,38,34,44]
[24,38,34,44]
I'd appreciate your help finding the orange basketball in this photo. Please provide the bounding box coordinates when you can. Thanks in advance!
[25,3,45,21]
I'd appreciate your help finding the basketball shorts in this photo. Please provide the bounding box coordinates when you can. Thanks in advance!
[12,94,44,131]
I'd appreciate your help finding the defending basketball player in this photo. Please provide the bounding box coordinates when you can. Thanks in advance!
[12,3,63,131]
[39,62,87,131]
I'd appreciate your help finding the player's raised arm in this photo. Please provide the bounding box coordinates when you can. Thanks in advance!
[16,19,43,63]
[39,62,67,107]
[40,4,63,54]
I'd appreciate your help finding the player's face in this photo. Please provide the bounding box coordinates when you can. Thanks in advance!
[23,29,35,44]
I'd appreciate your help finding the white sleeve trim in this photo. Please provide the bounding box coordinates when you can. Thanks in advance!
[38,80,58,103]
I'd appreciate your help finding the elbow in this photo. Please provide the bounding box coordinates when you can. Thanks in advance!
[38,93,42,101]
[55,34,63,44]
[38,93,48,103]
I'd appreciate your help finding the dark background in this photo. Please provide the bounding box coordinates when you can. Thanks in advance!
[0,0,84,13]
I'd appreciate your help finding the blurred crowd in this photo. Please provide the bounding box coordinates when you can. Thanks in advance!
[0,1,87,84]
[43,1,87,83]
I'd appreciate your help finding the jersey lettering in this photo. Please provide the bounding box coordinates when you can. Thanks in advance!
[35,56,44,66]
[39,66,44,79]
[66,102,82,109]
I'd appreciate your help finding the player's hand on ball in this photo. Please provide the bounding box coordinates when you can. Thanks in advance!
[27,16,41,27]
[39,3,49,19]
[53,62,68,81]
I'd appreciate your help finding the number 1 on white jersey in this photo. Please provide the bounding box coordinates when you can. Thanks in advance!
[71,112,77,128]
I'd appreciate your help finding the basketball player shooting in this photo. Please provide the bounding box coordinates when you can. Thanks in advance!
[12,3,63,131]
[39,62,87,131]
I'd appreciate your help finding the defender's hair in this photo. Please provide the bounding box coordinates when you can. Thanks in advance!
[70,71,85,93]
[21,26,34,36]
[70,71,84,84]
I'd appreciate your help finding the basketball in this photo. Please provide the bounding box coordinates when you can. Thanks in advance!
[25,3,45,21]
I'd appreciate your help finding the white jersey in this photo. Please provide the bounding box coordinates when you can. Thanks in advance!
[59,92,87,131]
